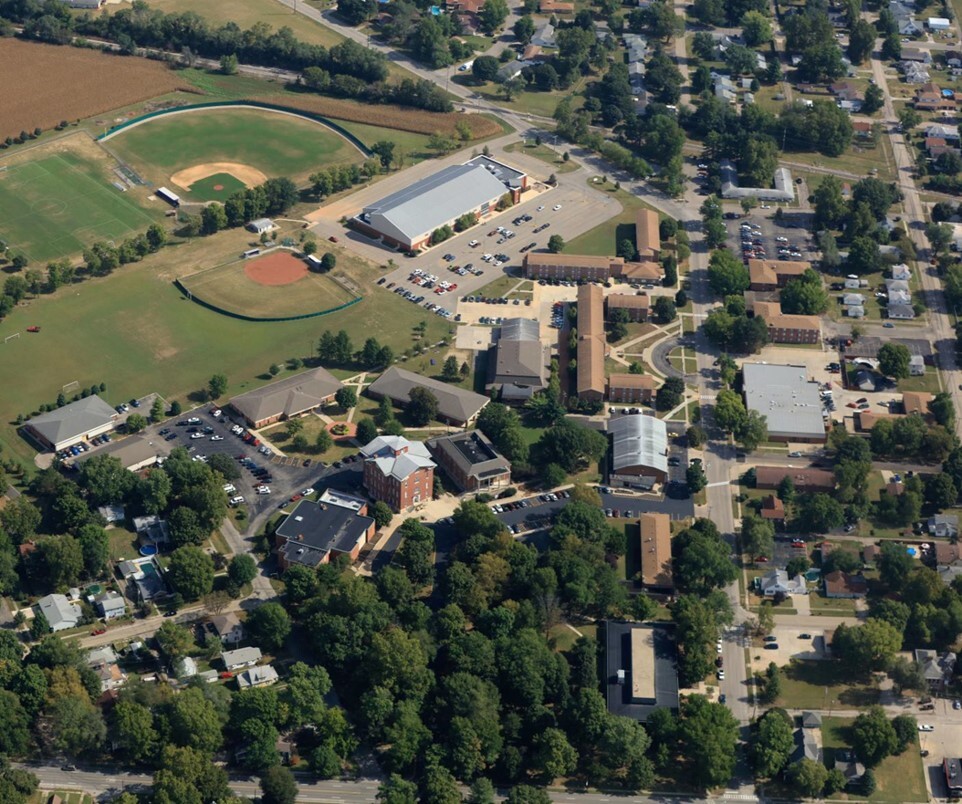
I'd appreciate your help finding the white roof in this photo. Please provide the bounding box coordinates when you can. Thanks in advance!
[608,414,668,475]
[222,646,262,666]
[37,594,80,630]
[361,163,509,243]
[743,363,825,440]
[237,664,279,688]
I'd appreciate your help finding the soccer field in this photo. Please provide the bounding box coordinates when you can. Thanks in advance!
[0,153,155,262]
[108,107,363,190]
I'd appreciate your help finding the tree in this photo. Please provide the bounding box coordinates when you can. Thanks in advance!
[547,234,565,253]
[372,501,394,529]
[335,387,358,410]
[786,758,829,797]
[813,175,847,230]
[686,463,707,493]
[513,15,535,44]
[686,425,706,448]
[153,745,232,804]
[227,554,257,592]
[407,387,439,426]
[155,621,194,662]
[260,765,298,804]
[77,524,109,578]
[891,713,917,753]
[851,706,898,766]
[653,296,677,323]
[473,56,500,82]
[112,699,158,762]
[208,374,228,400]
[657,376,685,411]
[847,18,875,64]
[125,413,148,434]
[356,417,378,445]
[167,546,215,601]
[371,140,396,171]
[752,709,794,778]
[78,454,135,505]
[863,83,884,114]
[377,774,418,804]
[740,10,772,45]
[49,695,106,758]
[741,515,774,563]
[441,355,460,382]
[678,695,739,789]
[833,620,903,674]
[780,270,829,315]
[531,727,577,779]
[246,602,291,652]
[673,520,737,595]
[707,249,750,297]
[796,492,844,533]
[878,343,911,379]
[478,0,509,33]
[151,397,166,422]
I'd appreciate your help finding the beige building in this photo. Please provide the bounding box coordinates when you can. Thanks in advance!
[639,512,673,593]
[576,284,606,403]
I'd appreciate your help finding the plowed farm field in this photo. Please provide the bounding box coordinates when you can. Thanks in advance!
[0,39,188,141]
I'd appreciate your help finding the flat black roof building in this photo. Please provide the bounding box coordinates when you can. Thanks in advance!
[605,621,679,722]
[274,497,374,568]
[426,430,511,493]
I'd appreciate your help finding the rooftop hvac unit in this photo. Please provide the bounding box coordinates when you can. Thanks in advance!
[616,669,626,684]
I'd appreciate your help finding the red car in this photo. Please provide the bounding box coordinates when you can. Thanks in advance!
[756,556,769,563]
[328,236,338,243]
[290,494,302,503]
[219,671,234,679]
[91,628,106,636]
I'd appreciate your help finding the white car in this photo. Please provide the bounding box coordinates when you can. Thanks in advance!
[468,239,479,247]
[190,432,204,439]
[717,670,725,680]
[223,484,236,494]
[229,495,245,505]
[210,435,224,441]
[231,425,243,434]
[211,409,222,418]
[256,485,271,495]
[552,204,562,211]
[187,417,201,424]
[919,724,935,732]
[302,487,315,496]
[716,642,723,653]
[537,205,545,211]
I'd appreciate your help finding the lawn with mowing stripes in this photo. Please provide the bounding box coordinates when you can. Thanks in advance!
[0,153,156,262]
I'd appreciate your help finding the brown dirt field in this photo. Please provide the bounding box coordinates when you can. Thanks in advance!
[0,39,189,140]
[244,251,308,286]
[253,93,502,140]
[170,162,268,190]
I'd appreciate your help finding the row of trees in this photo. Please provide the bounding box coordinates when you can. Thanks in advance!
[317,330,395,369]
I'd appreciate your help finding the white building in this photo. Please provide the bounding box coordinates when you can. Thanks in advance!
[928,16,951,30]
[36,594,81,632]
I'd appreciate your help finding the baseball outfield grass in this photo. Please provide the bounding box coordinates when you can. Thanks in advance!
[0,151,157,262]
[0,230,454,466]
[107,107,363,188]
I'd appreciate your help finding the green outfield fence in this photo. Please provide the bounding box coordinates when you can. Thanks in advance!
[174,279,363,322]
[96,100,373,156]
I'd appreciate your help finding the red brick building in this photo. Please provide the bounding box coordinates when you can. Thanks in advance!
[361,435,436,512]
[606,293,651,322]
[608,373,656,404]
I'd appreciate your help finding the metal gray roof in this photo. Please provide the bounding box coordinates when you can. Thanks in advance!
[37,594,80,629]
[361,163,509,243]
[229,367,342,424]
[26,395,116,446]
[360,435,435,481]
[492,318,548,387]
[742,363,825,440]
[608,414,668,475]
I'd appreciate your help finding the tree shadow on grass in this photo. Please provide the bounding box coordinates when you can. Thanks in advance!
[784,659,880,707]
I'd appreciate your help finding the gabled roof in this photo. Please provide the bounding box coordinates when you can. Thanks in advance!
[37,594,80,629]
[639,512,672,588]
[367,367,489,423]
[222,647,262,667]
[491,318,548,387]
[26,396,116,445]
[229,367,342,423]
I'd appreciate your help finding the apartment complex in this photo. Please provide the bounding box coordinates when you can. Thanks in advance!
[606,293,651,322]
[523,253,661,283]
[635,209,661,261]
[576,283,606,403]
[608,373,656,404]
[751,301,821,344]
[748,259,810,291]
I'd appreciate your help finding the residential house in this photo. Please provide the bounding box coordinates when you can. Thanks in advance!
[222,647,262,671]
[900,17,923,36]
[915,648,957,691]
[361,435,436,511]
[802,711,822,729]
[903,61,931,83]
[903,47,934,64]
[757,569,808,596]
[909,353,925,375]
[210,612,244,645]
[842,293,865,308]
[176,656,198,679]
[887,303,916,320]
[87,646,127,692]
[714,73,736,104]
[928,16,951,30]
[133,514,170,548]
[852,121,874,139]
[844,277,862,289]
[823,570,868,598]
[925,123,960,141]
[760,494,785,523]
[94,590,127,621]
[902,391,933,416]
[426,430,511,494]
[846,305,866,318]
[237,664,279,690]
[929,513,959,538]
[531,22,556,47]
[915,82,956,111]
[792,728,823,763]
[831,81,863,103]
[946,50,962,67]
[892,263,912,280]
[36,594,81,632]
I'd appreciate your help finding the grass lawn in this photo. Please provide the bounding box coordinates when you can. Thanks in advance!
[328,118,434,163]
[475,272,526,299]
[786,132,897,184]
[566,181,664,257]
[107,526,140,561]
[0,151,158,263]
[821,716,928,803]
[263,415,359,462]
[0,233,453,466]
[107,107,362,188]
[808,593,859,615]
[454,76,587,118]
[898,367,942,394]
[502,140,579,174]
[28,792,96,804]
[776,660,880,709]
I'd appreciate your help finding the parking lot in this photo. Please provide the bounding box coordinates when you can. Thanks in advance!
[762,624,831,666]
[725,213,817,264]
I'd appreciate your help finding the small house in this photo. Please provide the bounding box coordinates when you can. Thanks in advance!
[237,664,279,690]
[210,612,244,645]
[222,646,262,671]
[757,569,808,597]
[246,218,276,235]
[929,513,959,538]
[823,570,868,599]
[95,590,127,621]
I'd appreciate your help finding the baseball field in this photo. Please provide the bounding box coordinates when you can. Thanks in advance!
[107,107,364,196]
[179,250,356,318]
[0,150,157,262]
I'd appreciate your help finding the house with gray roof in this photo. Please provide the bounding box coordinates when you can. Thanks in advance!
[36,594,81,632]
[757,569,808,596]
[792,729,822,763]
[94,590,127,620]
[887,303,916,320]
[353,157,526,251]
[24,395,118,452]
[929,513,959,538]
[915,648,956,691]
[531,22,556,47]
[366,366,489,425]
[237,664,279,689]
[229,367,342,428]
[222,646,262,671]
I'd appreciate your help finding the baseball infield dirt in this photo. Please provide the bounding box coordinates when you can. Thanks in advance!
[170,162,268,191]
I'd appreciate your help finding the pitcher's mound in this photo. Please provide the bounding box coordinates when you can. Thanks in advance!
[244,252,308,287]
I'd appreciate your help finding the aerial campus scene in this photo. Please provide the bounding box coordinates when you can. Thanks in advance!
[8,0,962,803]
